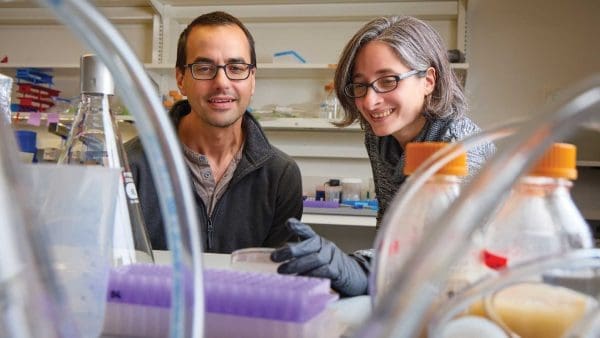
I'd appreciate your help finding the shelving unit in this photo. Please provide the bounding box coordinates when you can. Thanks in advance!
[0,0,470,179]
[0,0,468,97]
[1,1,468,244]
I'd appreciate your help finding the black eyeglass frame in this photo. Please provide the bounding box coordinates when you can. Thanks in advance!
[344,69,426,98]
[185,62,256,81]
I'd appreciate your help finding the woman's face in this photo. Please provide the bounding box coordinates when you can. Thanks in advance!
[352,40,435,145]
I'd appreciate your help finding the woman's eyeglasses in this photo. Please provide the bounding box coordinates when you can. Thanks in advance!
[344,69,425,98]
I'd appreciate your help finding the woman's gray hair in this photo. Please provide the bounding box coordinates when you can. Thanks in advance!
[334,16,466,127]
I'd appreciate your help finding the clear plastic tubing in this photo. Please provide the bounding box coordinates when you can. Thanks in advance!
[34,1,205,337]
[355,74,600,338]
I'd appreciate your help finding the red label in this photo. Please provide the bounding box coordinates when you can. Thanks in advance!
[388,239,400,255]
[482,249,508,270]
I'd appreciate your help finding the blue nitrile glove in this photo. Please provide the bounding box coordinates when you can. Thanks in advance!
[270,218,369,297]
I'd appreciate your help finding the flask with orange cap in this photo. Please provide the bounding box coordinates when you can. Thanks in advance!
[480,143,593,271]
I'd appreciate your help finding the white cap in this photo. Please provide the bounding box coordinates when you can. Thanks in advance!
[80,53,114,95]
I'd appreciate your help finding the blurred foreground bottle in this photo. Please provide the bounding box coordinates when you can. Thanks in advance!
[58,54,154,265]
[373,142,480,304]
[481,143,593,271]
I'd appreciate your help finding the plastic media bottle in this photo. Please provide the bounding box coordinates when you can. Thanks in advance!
[374,142,477,304]
[58,54,154,265]
[481,143,593,271]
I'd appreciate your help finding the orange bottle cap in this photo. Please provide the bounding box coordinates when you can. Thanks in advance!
[404,141,468,176]
[530,143,577,179]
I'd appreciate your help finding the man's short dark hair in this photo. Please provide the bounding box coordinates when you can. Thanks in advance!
[175,11,257,72]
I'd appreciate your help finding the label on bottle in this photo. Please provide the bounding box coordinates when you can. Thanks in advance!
[482,249,508,270]
[122,171,139,202]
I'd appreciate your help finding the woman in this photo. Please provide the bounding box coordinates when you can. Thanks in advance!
[335,15,493,225]
[271,16,494,297]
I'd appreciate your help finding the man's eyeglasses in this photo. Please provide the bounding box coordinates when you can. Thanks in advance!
[185,62,255,80]
[344,69,425,98]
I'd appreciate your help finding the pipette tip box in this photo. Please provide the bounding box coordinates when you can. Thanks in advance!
[102,264,340,337]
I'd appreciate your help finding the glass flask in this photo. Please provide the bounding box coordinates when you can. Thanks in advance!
[372,142,479,305]
[58,53,154,265]
[480,143,593,271]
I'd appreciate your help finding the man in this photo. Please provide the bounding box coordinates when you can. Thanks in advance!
[127,11,303,253]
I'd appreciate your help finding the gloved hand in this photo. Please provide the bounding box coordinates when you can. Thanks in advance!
[271,218,369,297]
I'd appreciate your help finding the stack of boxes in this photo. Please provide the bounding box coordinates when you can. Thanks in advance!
[11,68,60,114]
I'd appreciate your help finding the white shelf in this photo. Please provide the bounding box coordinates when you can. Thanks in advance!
[258,117,361,131]
[301,213,376,228]
[11,112,134,122]
[163,1,460,23]
[11,112,357,131]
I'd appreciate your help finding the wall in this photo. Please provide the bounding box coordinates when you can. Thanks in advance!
[465,0,600,161]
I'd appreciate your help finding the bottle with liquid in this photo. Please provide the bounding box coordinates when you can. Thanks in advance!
[320,82,340,122]
[481,143,593,271]
[58,54,154,265]
[372,142,480,304]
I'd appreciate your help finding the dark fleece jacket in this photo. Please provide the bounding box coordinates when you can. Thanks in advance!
[125,100,303,252]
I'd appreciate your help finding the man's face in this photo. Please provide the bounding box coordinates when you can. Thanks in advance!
[176,24,255,129]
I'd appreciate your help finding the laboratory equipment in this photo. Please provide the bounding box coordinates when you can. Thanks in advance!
[481,143,593,271]
[563,305,600,338]
[321,82,341,121]
[429,249,600,338]
[35,1,204,336]
[1,93,77,337]
[324,179,342,203]
[58,53,154,265]
[230,247,280,273]
[341,178,363,203]
[103,264,340,338]
[354,74,600,338]
[370,142,475,306]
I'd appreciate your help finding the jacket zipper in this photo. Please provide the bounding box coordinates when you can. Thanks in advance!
[207,218,214,250]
